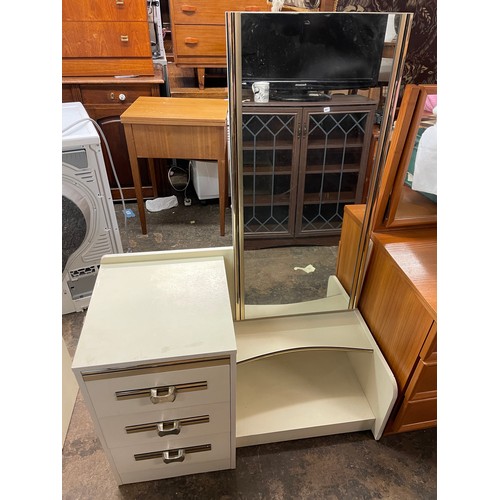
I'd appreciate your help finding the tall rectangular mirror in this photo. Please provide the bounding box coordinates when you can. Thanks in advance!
[226,11,413,320]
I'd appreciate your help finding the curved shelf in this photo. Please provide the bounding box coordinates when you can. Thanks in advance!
[235,310,373,364]
[236,345,372,365]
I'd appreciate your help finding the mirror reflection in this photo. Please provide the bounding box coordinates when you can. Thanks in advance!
[392,87,437,225]
[374,84,437,230]
[228,11,411,320]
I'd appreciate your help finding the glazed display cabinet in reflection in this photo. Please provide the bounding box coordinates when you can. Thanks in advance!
[242,96,377,247]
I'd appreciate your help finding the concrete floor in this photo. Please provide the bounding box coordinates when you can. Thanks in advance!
[62,195,437,499]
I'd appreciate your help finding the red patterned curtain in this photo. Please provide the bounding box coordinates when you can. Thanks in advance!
[336,0,437,85]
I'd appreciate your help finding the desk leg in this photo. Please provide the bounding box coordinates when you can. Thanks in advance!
[218,129,228,236]
[123,123,148,234]
[148,158,158,199]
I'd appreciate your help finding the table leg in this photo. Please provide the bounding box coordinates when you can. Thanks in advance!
[123,123,148,234]
[148,158,158,199]
[196,68,206,90]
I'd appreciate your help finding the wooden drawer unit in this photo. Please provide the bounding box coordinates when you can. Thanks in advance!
[358,226,437,435]
[62,69,164,201]
[168,0,269,87]
[62,0,154,77]
[72,254,237,485]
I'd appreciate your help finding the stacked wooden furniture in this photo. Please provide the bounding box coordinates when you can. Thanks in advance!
[62,0,165,201]
[242,96,377,248]
[168,0,269,89]
[62,0,154,77]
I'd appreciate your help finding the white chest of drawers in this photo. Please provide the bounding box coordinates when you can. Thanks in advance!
[72,252,237,485]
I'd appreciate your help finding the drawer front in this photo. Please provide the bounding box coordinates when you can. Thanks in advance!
[110,432,231,476]
[84,361,230,417]
[99,402,230,448]
[392,397,437,432]
[63,0,147,22]
[79,84,156,106]
[170,0,268,25]
[62,22,151,58]
[173,25,227,57]
[407,359,437,401]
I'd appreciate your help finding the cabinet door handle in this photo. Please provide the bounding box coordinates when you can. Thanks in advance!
[150,386,176,403]
[184,37,199,45]
[181,5,197,12]
[157,420,181,436]
[120,35,129,42]
[163,449,185,464]
[116,0,125,5]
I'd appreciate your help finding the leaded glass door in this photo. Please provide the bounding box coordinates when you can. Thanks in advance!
[295,106,376,236]
[242,108,301,239]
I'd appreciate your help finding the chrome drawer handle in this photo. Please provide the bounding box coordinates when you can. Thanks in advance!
[150,386,176,404]
[163,449,185,464]
[116,0,125,5]
[157,420,181,436]
[135,444,211,462]
[120,35,129,42]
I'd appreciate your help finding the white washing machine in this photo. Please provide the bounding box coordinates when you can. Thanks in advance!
[62,102,123,314]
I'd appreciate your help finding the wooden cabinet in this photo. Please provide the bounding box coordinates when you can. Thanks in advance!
[62,69,165,200]
[62,0,154,77]
[168,0,269,88]
[357,226,437,434]
[242,96,377,247]
[71,252,237,485]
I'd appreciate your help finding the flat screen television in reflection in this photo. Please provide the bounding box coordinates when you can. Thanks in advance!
[241,12,388,100]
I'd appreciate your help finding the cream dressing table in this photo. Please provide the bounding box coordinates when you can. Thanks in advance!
[72,246,397,485]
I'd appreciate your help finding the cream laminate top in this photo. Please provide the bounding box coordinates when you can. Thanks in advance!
[72,254,236,371]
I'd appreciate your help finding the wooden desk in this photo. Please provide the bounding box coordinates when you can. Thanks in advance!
[120,96,229,235]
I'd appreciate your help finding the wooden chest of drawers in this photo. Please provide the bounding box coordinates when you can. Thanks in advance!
[62,68,165,200]
[62,0,154,77]
[72,253,237,484]
[358,226,437,434]
[168,0,269,88]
